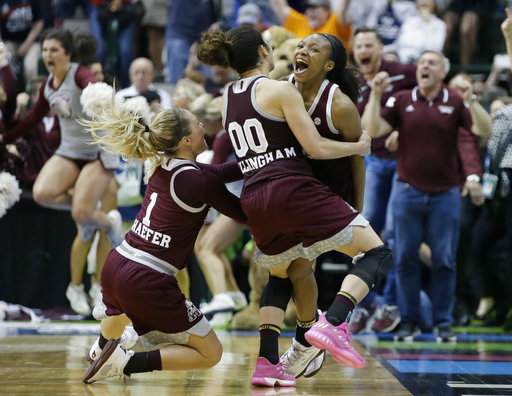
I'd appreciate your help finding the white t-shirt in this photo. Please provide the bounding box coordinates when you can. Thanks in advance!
[396,15,447,64]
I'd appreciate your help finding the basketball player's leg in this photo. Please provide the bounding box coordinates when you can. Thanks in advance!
[328,225,389,324]
[32,155,77,209]
[72,160,123,246]
[159,330,223,369]
[195,215,244,296]
[305,225,391,368]
[286,258,317,346]
[94,178,118,284]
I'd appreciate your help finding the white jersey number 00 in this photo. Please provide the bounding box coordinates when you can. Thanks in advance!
[227,118,269,157]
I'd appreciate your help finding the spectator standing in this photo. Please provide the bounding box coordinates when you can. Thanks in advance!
[0,0,52,83]
[269,0,352,48]
[443,0,497,68]
[344,0,416,52]
[363,51,484,341]
[395,0,446,64]
[351,27,417,333]
[165,0,219,84]
[89,0,144,87]
[140,0,167,80]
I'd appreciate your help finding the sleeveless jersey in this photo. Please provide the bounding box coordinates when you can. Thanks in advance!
[290,77,355,205]
[44,62,98,160]
[223,75,314,187]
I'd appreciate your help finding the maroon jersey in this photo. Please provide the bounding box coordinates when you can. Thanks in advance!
[357,60,417,159]
[223,75,314,187]
[297,78,355,206]
[118,159,245,272]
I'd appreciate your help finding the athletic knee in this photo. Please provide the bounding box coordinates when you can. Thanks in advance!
[32,184,54,206]
[72,206,94,224]
[260,276,293,311]
[204,339,223,368]
[287,262,314,284]
[350,245,393,290]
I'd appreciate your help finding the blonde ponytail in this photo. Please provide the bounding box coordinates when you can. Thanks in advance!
[83,104,192,179]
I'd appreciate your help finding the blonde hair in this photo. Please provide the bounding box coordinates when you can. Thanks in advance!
[84,107,191,178]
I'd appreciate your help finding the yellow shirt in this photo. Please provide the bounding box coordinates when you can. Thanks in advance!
[283,9,352,49]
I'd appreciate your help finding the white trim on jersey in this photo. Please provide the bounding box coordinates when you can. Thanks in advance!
[162,158,196,171]
[326,83,340,135]
[308,80,330,116]
[251,78,286,122]
[222,81,233,127]
[116,240,179,276]
[170,166,207,213]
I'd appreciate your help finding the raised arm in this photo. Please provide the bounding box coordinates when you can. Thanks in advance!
[331,90,366,211]
[331,0,351,24]
[269,0,291,23]
[278,83,369,159]
[501,8,512,68]
[1,80,49,144]
[361,71,393,138]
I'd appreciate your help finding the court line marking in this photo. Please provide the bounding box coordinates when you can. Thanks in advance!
[448,383,512,389]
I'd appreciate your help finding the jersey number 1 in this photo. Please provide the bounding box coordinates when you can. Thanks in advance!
[142,192,158,226]
[227,118,269,157]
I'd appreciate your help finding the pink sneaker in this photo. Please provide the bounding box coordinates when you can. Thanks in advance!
[251,357,296,387]
[305,314,365,368]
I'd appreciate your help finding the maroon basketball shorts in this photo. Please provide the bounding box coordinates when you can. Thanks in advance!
[241,175,369,268]
[95,250,211,344]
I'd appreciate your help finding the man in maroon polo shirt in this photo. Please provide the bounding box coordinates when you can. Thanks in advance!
[362,50,484,341]
[352,27,417,334]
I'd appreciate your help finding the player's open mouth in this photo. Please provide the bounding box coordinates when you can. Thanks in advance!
[294,59,309,75]
[420,72,430,80]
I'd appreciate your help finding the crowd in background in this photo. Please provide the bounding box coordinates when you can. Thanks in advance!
[0,0,511,337]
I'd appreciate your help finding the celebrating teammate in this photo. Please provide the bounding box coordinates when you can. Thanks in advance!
[80,99,247,383]
[198,26,392,387]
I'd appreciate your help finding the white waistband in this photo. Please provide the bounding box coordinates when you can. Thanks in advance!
[116,240,179,276]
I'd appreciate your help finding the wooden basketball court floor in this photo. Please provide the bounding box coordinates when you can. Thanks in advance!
[1,322,511,396]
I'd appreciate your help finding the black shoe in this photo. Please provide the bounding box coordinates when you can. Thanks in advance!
[394,322,420,342]
[436,325,457,342]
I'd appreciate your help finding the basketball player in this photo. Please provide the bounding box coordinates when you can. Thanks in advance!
[198,26,392,387]
[279,33,367,379]
[0,30,123,254]
[81,104,247,383]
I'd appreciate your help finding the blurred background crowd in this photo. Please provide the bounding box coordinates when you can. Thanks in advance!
[0,0,511,338]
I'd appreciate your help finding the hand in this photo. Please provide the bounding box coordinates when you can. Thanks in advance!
[357,130,371,156]
[16,93,30,109]
[384,130,399,152]
[370,71,391,97]
[462,180,485,206]
[502,8,512,39]
[454,79,473,102]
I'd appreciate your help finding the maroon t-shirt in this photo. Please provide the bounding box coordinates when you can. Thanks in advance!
[124,159,245,269]
[302,79,355,206]
[223,75,314,187]
[381,86,482,193]
[357,60,417,159]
